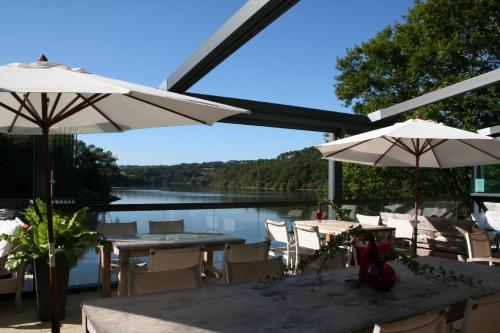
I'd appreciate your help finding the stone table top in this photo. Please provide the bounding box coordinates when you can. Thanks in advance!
[82,257,500,333]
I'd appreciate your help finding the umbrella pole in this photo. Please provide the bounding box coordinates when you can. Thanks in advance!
[413,155,420,258]
[42,127,60,333]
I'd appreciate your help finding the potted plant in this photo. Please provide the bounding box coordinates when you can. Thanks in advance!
[0,199,103,321]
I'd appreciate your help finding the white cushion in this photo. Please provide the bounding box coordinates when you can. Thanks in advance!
[0,217,22,257]
[387,217,414,239]
[484,202,500,211]
[485,211,500,232]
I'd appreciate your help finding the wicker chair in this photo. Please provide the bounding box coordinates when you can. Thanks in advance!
[373,308,446,333]
[148,220,184,233]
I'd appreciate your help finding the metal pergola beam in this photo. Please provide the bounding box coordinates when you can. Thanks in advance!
[164,0,300,92]
[368,68,500,122]
[187,93,386,134]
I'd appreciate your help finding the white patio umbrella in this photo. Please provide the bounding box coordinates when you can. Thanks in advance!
[317,118,500,256]
[0,55,249,332]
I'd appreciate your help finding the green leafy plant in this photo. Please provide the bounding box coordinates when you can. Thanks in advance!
[0,198,104,271]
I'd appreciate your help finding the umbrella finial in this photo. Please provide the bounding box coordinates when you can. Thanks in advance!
[38,54,48,62]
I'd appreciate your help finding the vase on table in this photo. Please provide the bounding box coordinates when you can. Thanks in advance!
[316,205,323,221]
[367,262,396,291]
[358,240,396,290]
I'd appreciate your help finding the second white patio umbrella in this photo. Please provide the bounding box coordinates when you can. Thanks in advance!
[0,55,249,332]
[317,118,500,256]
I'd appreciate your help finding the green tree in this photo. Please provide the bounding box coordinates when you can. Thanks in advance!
[335,0,499,199]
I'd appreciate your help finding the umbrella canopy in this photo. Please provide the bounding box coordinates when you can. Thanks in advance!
[0,57,249,333]
[0,59,248,134]
[317,119,500,168]
[317,118,500,256]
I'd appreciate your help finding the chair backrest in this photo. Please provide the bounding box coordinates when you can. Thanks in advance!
[387,217,413,239]
[302,252,345,273]
[264,219,290,244]
[460,291,500,333]
[148,220,184,233]
[225,257,283,284]
[373,308,446,333]
[129,265,201,296]
[294,225,321,251]
[356,214,381,226]
[98,221,137,237]
[223,241,270,264]
[464,231,492,259]
[149,247,202,272]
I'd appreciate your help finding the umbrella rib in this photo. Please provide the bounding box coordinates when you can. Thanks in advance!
[421,139,448,155]
[10,93,44,124]
[8,93,30,133]
[124,94,209,125]
[428,139,442,168]
[76,93,122,131]
[48,93,62,120]
[323,139,371,158]
[0,100,39,126]
[374,139,398,166]
[50,94,110,126]
[383,137,415,155]
[51,95,82,122]
[41,93,49,122]
[458,139,500,161]
[420,139,431,154]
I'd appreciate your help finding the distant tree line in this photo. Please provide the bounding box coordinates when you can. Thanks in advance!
[112,147,328,191]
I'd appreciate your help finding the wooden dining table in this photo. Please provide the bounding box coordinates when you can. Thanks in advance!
[83,256,500,333]
[100,232,245,297]
[294,219,396,243]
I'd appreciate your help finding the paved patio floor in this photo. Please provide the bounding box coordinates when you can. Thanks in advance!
[0,291,99,332]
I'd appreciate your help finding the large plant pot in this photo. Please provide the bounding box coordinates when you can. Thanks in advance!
[34,257,70,322]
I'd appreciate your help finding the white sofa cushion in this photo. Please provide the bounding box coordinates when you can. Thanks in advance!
[485,211,500,232]
[484,202,500,212]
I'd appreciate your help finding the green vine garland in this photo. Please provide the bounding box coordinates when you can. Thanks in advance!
[257,225,488,291]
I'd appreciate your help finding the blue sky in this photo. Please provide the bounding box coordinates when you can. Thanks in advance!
[0,0,414,165]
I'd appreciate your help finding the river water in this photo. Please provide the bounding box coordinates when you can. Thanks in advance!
[68,186,317,287]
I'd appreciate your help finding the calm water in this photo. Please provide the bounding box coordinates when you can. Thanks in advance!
[69,186,316,287]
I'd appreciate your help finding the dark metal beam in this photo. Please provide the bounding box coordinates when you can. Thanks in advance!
[187,93,388,134]
[165,0,300,92]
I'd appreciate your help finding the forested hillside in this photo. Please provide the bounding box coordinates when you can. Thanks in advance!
[114,147,328,191]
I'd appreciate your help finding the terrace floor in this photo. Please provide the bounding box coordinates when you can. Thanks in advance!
[0,291,99,332]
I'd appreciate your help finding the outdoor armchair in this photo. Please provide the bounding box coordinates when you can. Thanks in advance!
[148,219,184,233]
[356,214,381,226]
[97,221,146,292]
[225,257,283,284]
[220,241,270,284]
[459,291,500,333]
[293,225,322,270]
[129,247,203,296]
[463,230,500,266]
[264,219,295,268]
[373,308,446,333]
[386,217,414,254]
